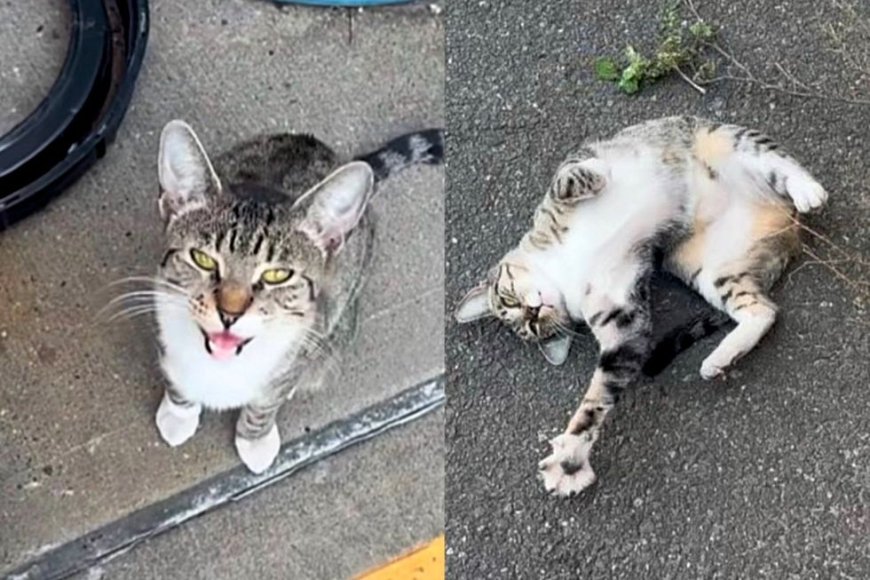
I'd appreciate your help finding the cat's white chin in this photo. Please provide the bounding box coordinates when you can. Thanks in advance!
[158,302,306,410]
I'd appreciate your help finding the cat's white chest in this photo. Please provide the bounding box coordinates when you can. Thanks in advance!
[156,304,300,410]
[159,346,271,410]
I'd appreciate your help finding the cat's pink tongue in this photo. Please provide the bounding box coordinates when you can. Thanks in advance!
[207,331,245,360]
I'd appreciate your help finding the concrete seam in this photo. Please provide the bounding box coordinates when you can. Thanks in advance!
[7,376,445,580]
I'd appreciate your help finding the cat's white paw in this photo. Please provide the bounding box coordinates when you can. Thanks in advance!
[538,433,596,497]
[700,356,726,380]
[788,177,827,213]
[235,425,281,474]
[156,395,201,447]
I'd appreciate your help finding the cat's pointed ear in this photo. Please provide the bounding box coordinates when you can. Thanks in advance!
[455,283,492,323]
[158,120,221,221]
[539,334,572,366]
[297,161,374,254]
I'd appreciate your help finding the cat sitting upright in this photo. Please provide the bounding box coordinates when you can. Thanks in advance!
[151,120,442,473]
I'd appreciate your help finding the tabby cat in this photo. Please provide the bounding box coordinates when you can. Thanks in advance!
[152,120,442,473]
[455,116,827,496]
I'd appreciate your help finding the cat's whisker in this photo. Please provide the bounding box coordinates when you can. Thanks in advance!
[553,321,586,338]
[96,292,187,321]
[106,290,180,304]
[303,329,333,353]
[97,282,188,314]
[107,301,180,318]
[99,297,187,324]
[108,275,182,287]
[105,308,160,323]
[299,339,342,381]
[298,337,329,359]
[105,281,187,304]
[296,329,340,369]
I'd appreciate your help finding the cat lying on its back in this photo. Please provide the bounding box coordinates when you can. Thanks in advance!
[152,121,442,473]
[455,116,827,497]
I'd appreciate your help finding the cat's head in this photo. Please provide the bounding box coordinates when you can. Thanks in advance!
[454,251,573,365]
[155,120,373,360]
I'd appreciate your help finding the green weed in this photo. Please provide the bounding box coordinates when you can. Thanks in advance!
[594,1,717,95]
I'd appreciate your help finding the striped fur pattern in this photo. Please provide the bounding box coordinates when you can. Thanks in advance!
[455,116,827,496]
[522,149,606,252]
[153,121,442,473]
[356,128,444,182]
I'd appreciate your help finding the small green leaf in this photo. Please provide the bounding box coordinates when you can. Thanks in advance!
[594,57,620,81]
[689,21,714,40]
[618,75,640,94]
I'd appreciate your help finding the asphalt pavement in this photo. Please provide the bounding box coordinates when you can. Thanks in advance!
[446,1,869,578]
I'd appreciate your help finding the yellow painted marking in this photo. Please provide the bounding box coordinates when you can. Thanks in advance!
[355,534,445,580]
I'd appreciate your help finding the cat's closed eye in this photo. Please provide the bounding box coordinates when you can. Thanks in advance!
[500,295,520,308]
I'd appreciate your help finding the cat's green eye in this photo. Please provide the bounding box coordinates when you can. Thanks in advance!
[501,296,520,308]
[261,268,293,285]
[190,249,217,271]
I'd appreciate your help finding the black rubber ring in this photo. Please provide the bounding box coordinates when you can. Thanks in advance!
[0,0,149,229]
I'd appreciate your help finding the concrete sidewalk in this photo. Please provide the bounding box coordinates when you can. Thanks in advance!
[72,410,444,580]
[446,0,869,578]
[0,0,443,575]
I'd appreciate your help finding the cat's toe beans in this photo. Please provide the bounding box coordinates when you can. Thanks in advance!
[539,455,596,497]
[155,398,201,447]
[235,425,281,474]
[538,433,596,497]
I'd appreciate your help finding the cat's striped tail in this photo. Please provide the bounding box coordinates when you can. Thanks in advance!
[356,129,444,182]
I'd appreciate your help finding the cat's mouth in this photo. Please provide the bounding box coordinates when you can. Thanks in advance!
[200,329,253,360]
[521,304,562,340]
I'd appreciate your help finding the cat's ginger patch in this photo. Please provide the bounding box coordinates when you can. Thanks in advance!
[693,126,732,166]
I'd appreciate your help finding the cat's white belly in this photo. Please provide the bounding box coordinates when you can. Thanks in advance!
[156,303,300,410]
[542,169,681,317]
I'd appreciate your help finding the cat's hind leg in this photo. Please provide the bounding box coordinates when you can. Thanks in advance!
[677,223,798,379]
[697,123,828,213]
[694,271,778,379]
[539,270,653,496]
[667,193,800,379]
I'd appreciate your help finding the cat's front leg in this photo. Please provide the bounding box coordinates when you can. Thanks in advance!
[539,276,652,497]
[537,369,615,496]
[155,387,202,447]
[235,398,284,474]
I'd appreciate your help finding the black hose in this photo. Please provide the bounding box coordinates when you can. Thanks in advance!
[0,0,149,230]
